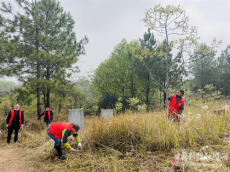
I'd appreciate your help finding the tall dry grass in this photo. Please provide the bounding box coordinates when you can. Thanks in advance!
[83,109,230,153]
[1,100,230,171]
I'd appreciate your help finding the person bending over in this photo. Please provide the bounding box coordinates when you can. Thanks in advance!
[47,122,82,160]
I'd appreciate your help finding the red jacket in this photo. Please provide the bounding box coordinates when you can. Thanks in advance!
[9,109,22,126]
[48,122,73,139]
[168,95,184,117]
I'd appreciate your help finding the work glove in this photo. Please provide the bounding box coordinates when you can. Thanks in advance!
[78,142,82,148]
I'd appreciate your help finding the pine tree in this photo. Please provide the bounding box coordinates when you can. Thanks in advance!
[1,0,88,115]
[137,28,158,109]
[189,44,217,97]
[0,14,18,77]
[217,45,230,95]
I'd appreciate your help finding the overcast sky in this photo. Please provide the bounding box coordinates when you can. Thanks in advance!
[0,0,229,83]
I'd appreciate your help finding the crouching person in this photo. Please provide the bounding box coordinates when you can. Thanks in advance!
[47,122,82,160]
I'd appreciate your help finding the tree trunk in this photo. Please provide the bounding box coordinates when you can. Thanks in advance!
[46,88,50,107]
[146,72,150,110]
[46,66,50,107]
[165,30,169,118]
[36,27,41,117]
[201,60,204,98]
[59,103,61,113]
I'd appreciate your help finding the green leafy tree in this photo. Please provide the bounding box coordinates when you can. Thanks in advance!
[93,39,140,109]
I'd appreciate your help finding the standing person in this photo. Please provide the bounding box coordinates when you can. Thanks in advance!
[38,106,53,127]
[47,122,82,160]
[6,104,24,144]
[164,90,185,125]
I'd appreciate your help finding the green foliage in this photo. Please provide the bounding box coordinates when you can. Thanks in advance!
[197,84,222,100]
[216,45,230,96]
[0,97,11,116]
[115,97,123,111]
[93,39,140,109]
[137,103,147,111]
[142,4,198,52]
[189,44,218,91]
[1,0,88,114]
[141,5,197,92]
[115,102,123,111]
[0,81,19,95]
[0,14,19,77]
[127,97,139,108]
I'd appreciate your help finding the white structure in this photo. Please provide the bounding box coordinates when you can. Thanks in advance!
[101,109,113,120]
[201,105,208,110]
[68,108,84,129]
[222,105,230,113]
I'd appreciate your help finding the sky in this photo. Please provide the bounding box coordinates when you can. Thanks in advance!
[0,0,229,83]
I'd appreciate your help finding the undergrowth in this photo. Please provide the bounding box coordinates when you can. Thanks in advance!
[1,101,230,171]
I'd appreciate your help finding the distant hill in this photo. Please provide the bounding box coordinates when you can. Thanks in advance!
[0,81,19,95]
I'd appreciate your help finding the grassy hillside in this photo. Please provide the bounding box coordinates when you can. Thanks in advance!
[0,101,230,171]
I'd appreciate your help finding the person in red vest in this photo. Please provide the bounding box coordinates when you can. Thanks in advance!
[165,90,185,125]
[47,122,82,160]
[38,106,53,127]
[6,104,24,144]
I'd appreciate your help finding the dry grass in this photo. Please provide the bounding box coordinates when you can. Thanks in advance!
[1,101,230,171]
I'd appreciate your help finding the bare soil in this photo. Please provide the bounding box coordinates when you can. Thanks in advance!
[0,142,34,172]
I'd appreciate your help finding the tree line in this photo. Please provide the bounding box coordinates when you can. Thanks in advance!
[0,2,228,115]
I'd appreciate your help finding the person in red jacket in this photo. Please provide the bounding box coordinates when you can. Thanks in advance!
[47,122,82,160]
[38,106,53,127]
[6,104,24,144]
[165,90,185,125]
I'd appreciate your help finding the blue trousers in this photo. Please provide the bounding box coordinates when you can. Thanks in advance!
[46,120,51,127]
[47,128,61,146]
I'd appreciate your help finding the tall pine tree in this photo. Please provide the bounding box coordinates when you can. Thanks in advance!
[217,45,230,95]
[1,0,88,115]
[189,44,217,96]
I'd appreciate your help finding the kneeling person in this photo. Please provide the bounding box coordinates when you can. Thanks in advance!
[47,122,82,160]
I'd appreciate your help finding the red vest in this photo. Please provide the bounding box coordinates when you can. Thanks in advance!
[168,95,184,117]
[9,109,22,126]
[48,122,73,139]
[44,109,51,121]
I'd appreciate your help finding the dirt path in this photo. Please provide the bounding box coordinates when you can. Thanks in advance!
[0,143,34,172]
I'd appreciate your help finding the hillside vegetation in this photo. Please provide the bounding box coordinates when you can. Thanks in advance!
[1,100,230,171]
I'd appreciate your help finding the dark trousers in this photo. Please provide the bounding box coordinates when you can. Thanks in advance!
[168,115,180,125]
[7,126,20,143]
[45,120,51,127]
